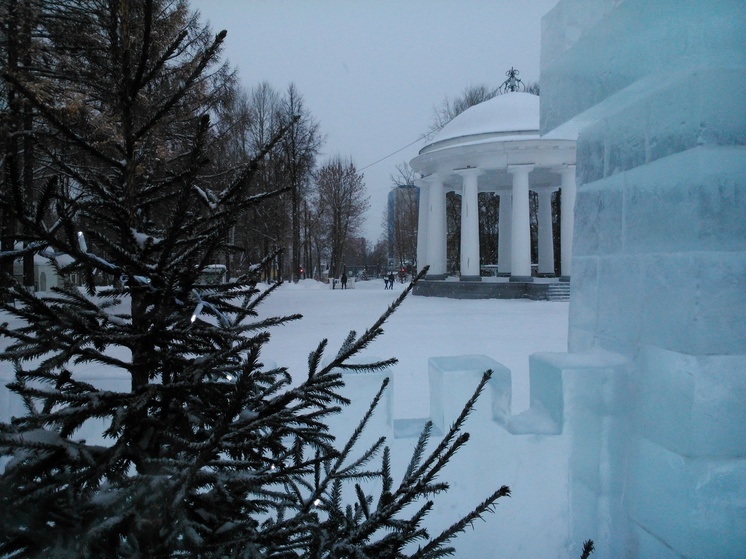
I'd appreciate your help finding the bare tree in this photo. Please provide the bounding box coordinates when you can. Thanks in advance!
[211,82,284,278]
[388,160,417,187]
[1,0,43,291]
[479,192,499,265]
[302,196,327,279]
[277,83,323,282]
[217,82,321,282]
[369,236,389,276]
[315,156,369,278]
[428,84,497,138]
[526,81,541,95]
[446,191,461,274]
[387,162,419,269]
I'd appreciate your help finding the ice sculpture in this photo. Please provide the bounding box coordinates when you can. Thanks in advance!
[538,0,746,557]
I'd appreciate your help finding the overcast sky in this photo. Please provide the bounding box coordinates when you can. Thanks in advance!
[190,0,559,241]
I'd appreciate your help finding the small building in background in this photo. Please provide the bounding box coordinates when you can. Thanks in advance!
[12,254,70,292]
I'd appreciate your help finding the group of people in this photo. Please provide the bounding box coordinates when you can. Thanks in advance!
[332,268,349,289]
[333,270,403,290]
[383,271,396,290]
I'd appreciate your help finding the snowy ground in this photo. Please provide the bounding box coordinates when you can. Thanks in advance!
[259,278,569,417]
[258,278,575,558]
[1,278,575,558]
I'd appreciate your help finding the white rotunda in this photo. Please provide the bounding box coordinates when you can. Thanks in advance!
[410,91,576,291]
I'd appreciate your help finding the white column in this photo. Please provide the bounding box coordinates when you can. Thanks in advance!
[455,168,483,281]
[497,189,512,276]
[425,174,447,278]
[415,178,429,276]
[535,185,558,276]
[557,165,576,281]
[508,164,534,282]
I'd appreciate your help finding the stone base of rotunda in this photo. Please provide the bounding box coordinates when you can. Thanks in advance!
[508,275,534,283]
[413,278,567,300]
[459,275,482,282]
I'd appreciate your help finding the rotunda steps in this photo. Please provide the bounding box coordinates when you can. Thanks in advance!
[546,282,571,301]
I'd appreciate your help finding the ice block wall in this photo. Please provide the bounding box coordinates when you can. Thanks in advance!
[540,1,746,557]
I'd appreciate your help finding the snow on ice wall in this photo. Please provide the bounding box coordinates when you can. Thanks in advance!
[541,1,746,557]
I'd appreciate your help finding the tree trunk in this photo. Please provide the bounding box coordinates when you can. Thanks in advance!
[292,178,300,282]
[21,6,35,290]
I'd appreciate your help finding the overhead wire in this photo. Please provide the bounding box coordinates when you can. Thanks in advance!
[358,133,430,172]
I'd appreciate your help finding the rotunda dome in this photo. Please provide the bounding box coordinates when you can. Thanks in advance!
[423,92,540,154]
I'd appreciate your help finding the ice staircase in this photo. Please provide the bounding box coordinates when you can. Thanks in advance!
[546,282,570,301]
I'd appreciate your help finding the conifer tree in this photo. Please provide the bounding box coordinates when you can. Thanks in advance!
[0,2,511,558]
[1,0,44,291]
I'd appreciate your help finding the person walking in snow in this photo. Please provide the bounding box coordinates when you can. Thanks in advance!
[340,271,348,289]
[387,271,395,289]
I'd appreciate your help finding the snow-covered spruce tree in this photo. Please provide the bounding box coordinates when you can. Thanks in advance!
[0,1,510,558]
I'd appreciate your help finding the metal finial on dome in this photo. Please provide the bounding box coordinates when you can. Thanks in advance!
[498,67,524,93]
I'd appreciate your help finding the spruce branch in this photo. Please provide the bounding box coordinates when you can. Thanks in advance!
[581,539,595,559]
[408,370,492,484]
[411,485,511,559]
[2,72,124,170]
[133,30,228,143]
[300,379,390,514]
